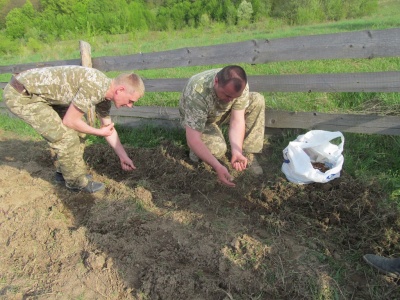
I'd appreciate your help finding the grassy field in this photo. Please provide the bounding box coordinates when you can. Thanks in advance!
[1,1,399,112]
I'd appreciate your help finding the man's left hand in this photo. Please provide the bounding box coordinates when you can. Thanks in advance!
[231,152,247,171]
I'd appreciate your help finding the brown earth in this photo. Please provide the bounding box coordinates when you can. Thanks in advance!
[1,129,400,300]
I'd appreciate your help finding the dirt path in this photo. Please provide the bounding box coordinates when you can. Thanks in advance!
[1,129,400,299]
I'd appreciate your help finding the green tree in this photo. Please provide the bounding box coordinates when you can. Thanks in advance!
[169,1,189,29]
[0,31,20,54]
[224,0,237,25]
[5,0,35,38]
[205,0,219,21]
[186,0,203,27]
[250,0,271,21]
[39,0,76,14]
[344,0,377,18]
[70,0,89,32]
[270,0,299,25]
[237,0,253,23]
[296,0,325,25]
[128,1,154,31]
[322,0,345,21]
[199,13,210,28]
[155,6,172,30]
[271,0,377,25]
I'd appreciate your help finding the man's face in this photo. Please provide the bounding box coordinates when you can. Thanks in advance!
[214,79,244,103]
[113,87,141,108]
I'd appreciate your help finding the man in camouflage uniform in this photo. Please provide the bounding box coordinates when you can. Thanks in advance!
[3,65,145,193]
[179,65,265,187]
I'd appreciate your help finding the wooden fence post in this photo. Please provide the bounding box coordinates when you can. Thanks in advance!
[79,40,96,126]
[80,40,92,68]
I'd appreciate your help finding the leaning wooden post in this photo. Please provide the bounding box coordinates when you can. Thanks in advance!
[79,40,92,68]
[79,40,96,126]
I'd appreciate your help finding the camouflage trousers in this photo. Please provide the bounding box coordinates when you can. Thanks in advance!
[202,92,265,158]
[3,84,89,189]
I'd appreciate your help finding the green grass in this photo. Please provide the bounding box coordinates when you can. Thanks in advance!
[267,128,400,202]
[0,113,40,138]
[1,1,400,112]
[343,133,400,200]
[86,123,186,149]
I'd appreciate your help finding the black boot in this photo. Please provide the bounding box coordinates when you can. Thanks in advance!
[363,254,400,277]
[67,181,105,193]
[55,172,93,183]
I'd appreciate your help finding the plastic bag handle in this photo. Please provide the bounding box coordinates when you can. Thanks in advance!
[290,131,344,151]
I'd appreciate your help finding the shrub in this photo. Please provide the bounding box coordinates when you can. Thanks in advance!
[0,33,20,55]
[237,0,254,23]
[26,37,43,53]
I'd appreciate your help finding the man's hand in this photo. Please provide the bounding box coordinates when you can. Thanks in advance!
[215,165,235,187]
[99,123,115,137]
[185,126,235,187]
[120,157,136,171]
[231,151,248,172]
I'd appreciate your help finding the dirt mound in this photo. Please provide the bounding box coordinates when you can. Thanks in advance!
[1,129,400,299]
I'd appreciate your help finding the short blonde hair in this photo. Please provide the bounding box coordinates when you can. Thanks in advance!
[114,73,145,96]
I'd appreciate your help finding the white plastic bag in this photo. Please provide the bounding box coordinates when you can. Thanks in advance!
[281,130,345,184]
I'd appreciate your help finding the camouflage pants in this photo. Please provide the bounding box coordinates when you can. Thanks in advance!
[202,92,265,158]
[3,84,89,189]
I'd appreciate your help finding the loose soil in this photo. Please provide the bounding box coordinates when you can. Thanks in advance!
[1,129,400,299]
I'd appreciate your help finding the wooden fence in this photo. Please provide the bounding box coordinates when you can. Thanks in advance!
[1,28,400,135]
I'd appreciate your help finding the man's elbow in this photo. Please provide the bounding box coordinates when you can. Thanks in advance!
[62,118,73,128]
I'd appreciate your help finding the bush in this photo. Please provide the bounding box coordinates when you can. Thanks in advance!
[296,0,325,25]
[0,33,20,55]
[344,0,378,18]
[271,0,378,25]
[26,37,43,53]
[323,0,346,21]
[199,13,211,28]
[237,0,254,23]
[5,1,35,39]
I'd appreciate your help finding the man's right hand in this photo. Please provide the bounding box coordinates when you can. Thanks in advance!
[185,126,235,187]
[215,165,235,187]
[99,123,115,137]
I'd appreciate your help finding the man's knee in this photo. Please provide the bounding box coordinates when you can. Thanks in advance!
[209,142,227,159]
[51,128,82,156]
[249,92,265,109]
[53,130,87,184]
[202,123,227,158]
[202,136,227,158]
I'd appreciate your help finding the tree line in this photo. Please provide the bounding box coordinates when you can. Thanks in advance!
[0,0,377,42]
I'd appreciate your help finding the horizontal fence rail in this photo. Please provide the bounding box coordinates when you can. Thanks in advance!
[1,28,400,135]
[1,102,399,136]
[1,28,399,74]
[106,106,400,136]
[2,72,400,92]
[141,71,400,93]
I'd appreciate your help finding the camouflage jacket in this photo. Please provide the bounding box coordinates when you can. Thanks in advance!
[16,66,112,118]
[179,68,249,132]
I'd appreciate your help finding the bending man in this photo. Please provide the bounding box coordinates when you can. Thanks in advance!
[4,65,145,193]
[179,65,265,187]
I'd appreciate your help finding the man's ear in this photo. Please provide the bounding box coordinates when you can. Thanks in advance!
[115,85,125,94]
